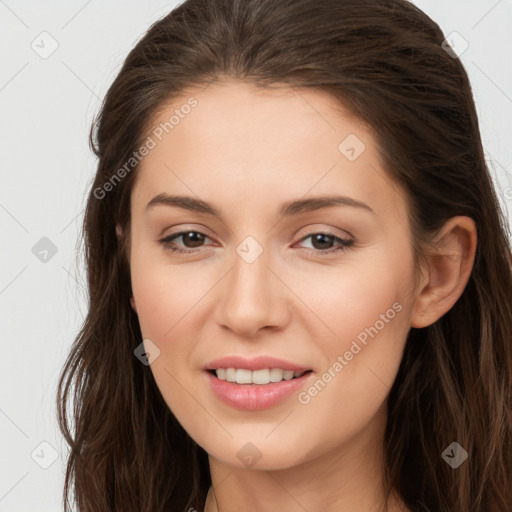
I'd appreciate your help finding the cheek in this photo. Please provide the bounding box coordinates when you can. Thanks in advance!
[286,276,411,462]
[288,249,413,413]
[129,239,203,339]
[291,247,413,355]
[129,251,206,420]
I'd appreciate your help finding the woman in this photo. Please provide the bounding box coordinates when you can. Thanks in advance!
[56,0,512,511]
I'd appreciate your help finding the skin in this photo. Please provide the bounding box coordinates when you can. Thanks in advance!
[120,79,477,512]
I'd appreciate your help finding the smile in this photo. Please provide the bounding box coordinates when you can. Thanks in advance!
[204,369,314,411]
[211,368,310,385]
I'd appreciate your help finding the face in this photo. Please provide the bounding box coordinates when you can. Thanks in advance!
[127,79,417,470]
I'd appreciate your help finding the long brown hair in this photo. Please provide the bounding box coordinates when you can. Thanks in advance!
[56,0,512,510]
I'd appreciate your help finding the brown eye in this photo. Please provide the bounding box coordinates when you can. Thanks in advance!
[297,232,354,255]
[179,232,206,248]
[309,233,336,250]
[159,231,212,253]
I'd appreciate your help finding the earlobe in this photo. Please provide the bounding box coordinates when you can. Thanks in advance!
[410,216,477,328]
[130,296,137,312]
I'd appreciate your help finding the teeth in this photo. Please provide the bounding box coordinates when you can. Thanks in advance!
[214,368,307,385]
[225,368,236,382]
[236,368,252,384]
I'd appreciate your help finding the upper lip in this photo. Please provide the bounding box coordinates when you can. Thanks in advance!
[204,355,311,372]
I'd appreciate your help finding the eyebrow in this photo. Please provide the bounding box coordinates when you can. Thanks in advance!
[145,193,375,218]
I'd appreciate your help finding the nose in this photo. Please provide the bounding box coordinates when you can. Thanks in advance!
[214,247,290,338]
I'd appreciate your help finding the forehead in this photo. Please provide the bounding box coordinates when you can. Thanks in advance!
[131,79,407,224]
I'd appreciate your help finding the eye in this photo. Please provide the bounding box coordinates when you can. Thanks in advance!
[295,231,354,255]
[159,231,212,254]
[158,230,355,256]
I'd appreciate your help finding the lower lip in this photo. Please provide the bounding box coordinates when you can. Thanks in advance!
[204,370,313,411]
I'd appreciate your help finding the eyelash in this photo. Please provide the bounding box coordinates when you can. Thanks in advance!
[158,230,355,256]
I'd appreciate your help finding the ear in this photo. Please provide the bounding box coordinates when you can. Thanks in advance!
[411,216,477,328]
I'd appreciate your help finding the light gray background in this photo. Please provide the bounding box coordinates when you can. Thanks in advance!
[1,1,511,510]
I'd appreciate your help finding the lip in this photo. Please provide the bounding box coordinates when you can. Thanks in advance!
[204,355,310,372]
[204,369,314,411]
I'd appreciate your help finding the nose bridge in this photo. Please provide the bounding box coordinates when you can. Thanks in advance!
[216,235,286,334]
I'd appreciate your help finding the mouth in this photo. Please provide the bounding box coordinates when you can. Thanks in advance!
[204,367,315,411]
[207,368,313,385]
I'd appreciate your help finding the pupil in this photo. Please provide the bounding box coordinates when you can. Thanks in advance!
[185,232,204,247]
[312,234,333,250]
